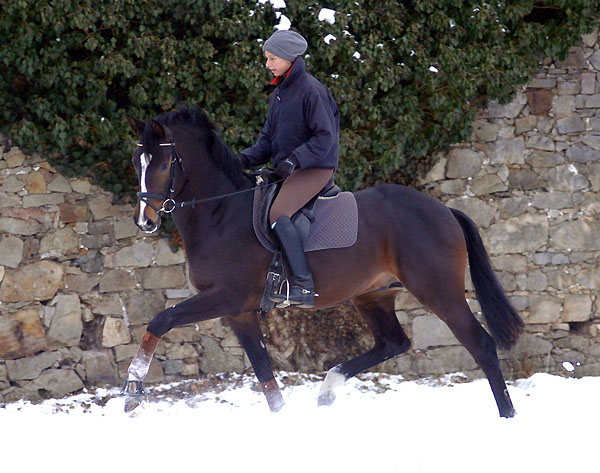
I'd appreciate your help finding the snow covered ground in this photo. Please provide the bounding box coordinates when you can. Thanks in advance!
[1,372,598,473]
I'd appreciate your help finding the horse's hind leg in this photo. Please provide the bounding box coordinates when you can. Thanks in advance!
[318,289,410,406]
[434,299,516,418]
[409,265,516,416]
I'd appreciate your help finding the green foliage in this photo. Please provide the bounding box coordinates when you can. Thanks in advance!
[1,0,598,197]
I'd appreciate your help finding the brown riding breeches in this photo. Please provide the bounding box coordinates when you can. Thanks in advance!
[269,168,334,225]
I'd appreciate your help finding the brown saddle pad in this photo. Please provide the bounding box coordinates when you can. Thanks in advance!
[253,186,358,253]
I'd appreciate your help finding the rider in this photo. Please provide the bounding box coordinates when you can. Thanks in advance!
[238,29,340,309]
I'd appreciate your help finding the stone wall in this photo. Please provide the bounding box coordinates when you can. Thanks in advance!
[1,28,599,402]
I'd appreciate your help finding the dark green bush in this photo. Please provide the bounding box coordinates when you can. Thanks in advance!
[1,0,598,198]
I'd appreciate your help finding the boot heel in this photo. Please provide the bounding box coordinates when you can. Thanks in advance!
[298,289,317,309]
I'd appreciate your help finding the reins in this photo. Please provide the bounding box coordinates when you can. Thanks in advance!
[136,141,282,216]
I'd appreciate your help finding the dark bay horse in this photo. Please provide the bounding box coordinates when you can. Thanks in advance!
[123,107,523,417]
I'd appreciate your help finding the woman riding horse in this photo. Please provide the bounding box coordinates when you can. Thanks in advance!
[238,29,340,309]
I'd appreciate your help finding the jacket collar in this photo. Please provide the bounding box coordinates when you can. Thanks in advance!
[269,56,306,88]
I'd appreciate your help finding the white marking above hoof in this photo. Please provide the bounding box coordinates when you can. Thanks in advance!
[318,369,345,406]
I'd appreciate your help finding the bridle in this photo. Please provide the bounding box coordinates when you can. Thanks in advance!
[135,140,282,226]
[136,141,184,216]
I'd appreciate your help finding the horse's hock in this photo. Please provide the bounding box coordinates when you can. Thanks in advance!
[1,29,600,402]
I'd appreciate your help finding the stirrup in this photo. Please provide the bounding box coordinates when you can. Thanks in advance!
[270,279,293,308]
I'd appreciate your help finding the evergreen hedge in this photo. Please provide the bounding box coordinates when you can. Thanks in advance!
[1,0,598,198]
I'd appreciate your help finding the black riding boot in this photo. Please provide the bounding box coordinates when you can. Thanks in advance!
[270,216,316,308]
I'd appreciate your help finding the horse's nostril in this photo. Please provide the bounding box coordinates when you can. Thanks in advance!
[142,218,159,233]
[134,215,158,233]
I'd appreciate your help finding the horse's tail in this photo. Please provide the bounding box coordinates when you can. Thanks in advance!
[450,208,524,350]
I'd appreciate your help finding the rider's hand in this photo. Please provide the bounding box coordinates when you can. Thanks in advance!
[274,156,297,178]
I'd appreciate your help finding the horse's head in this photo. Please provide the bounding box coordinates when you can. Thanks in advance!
[126,107,251,233]
[126,115,179,233]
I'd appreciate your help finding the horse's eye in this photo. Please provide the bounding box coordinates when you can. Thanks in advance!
[160,162,169,171]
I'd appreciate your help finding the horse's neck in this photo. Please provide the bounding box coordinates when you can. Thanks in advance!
[171,134,253,246]
[172,188,254,259]
[173,128,237,194]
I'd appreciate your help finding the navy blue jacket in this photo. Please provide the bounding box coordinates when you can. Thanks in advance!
[240,57,340,170]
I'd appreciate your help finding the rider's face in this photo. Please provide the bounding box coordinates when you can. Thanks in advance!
[265,52,292,77]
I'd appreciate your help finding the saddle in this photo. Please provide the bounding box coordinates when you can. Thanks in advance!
[252,169,358,315]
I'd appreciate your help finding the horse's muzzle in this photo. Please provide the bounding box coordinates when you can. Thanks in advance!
[134,215,160,234]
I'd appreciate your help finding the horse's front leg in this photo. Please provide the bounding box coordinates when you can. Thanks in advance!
[121,289,243,411]
[226,312,284,412]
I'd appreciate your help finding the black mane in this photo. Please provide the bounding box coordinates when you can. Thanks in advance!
[141,106,251,188]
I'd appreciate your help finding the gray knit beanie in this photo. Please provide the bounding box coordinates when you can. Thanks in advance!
[263,30,308,62]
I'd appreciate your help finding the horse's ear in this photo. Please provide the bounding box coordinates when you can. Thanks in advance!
[126,115,145,136]
[151,119,166,139]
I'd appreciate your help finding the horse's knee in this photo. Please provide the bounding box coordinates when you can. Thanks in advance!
[146,308,175,338]
[374,323,411,357]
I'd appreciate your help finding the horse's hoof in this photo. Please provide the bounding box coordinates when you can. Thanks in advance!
[121,380,145,413]
[261,379,284,412]
[121,379,145,395]
[124,397,144,413]
[317,391,336,407]
[500,407,517,418]
[268,398,285,413]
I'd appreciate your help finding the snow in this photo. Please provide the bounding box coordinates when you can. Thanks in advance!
[258,0,289,29]
[1,372,598,472]
[324,34,337,44]
[318,8,336,25]
[258,0,286,8]
[274,12,291,30]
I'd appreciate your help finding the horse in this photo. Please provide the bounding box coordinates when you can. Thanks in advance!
[122,106,524,417]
